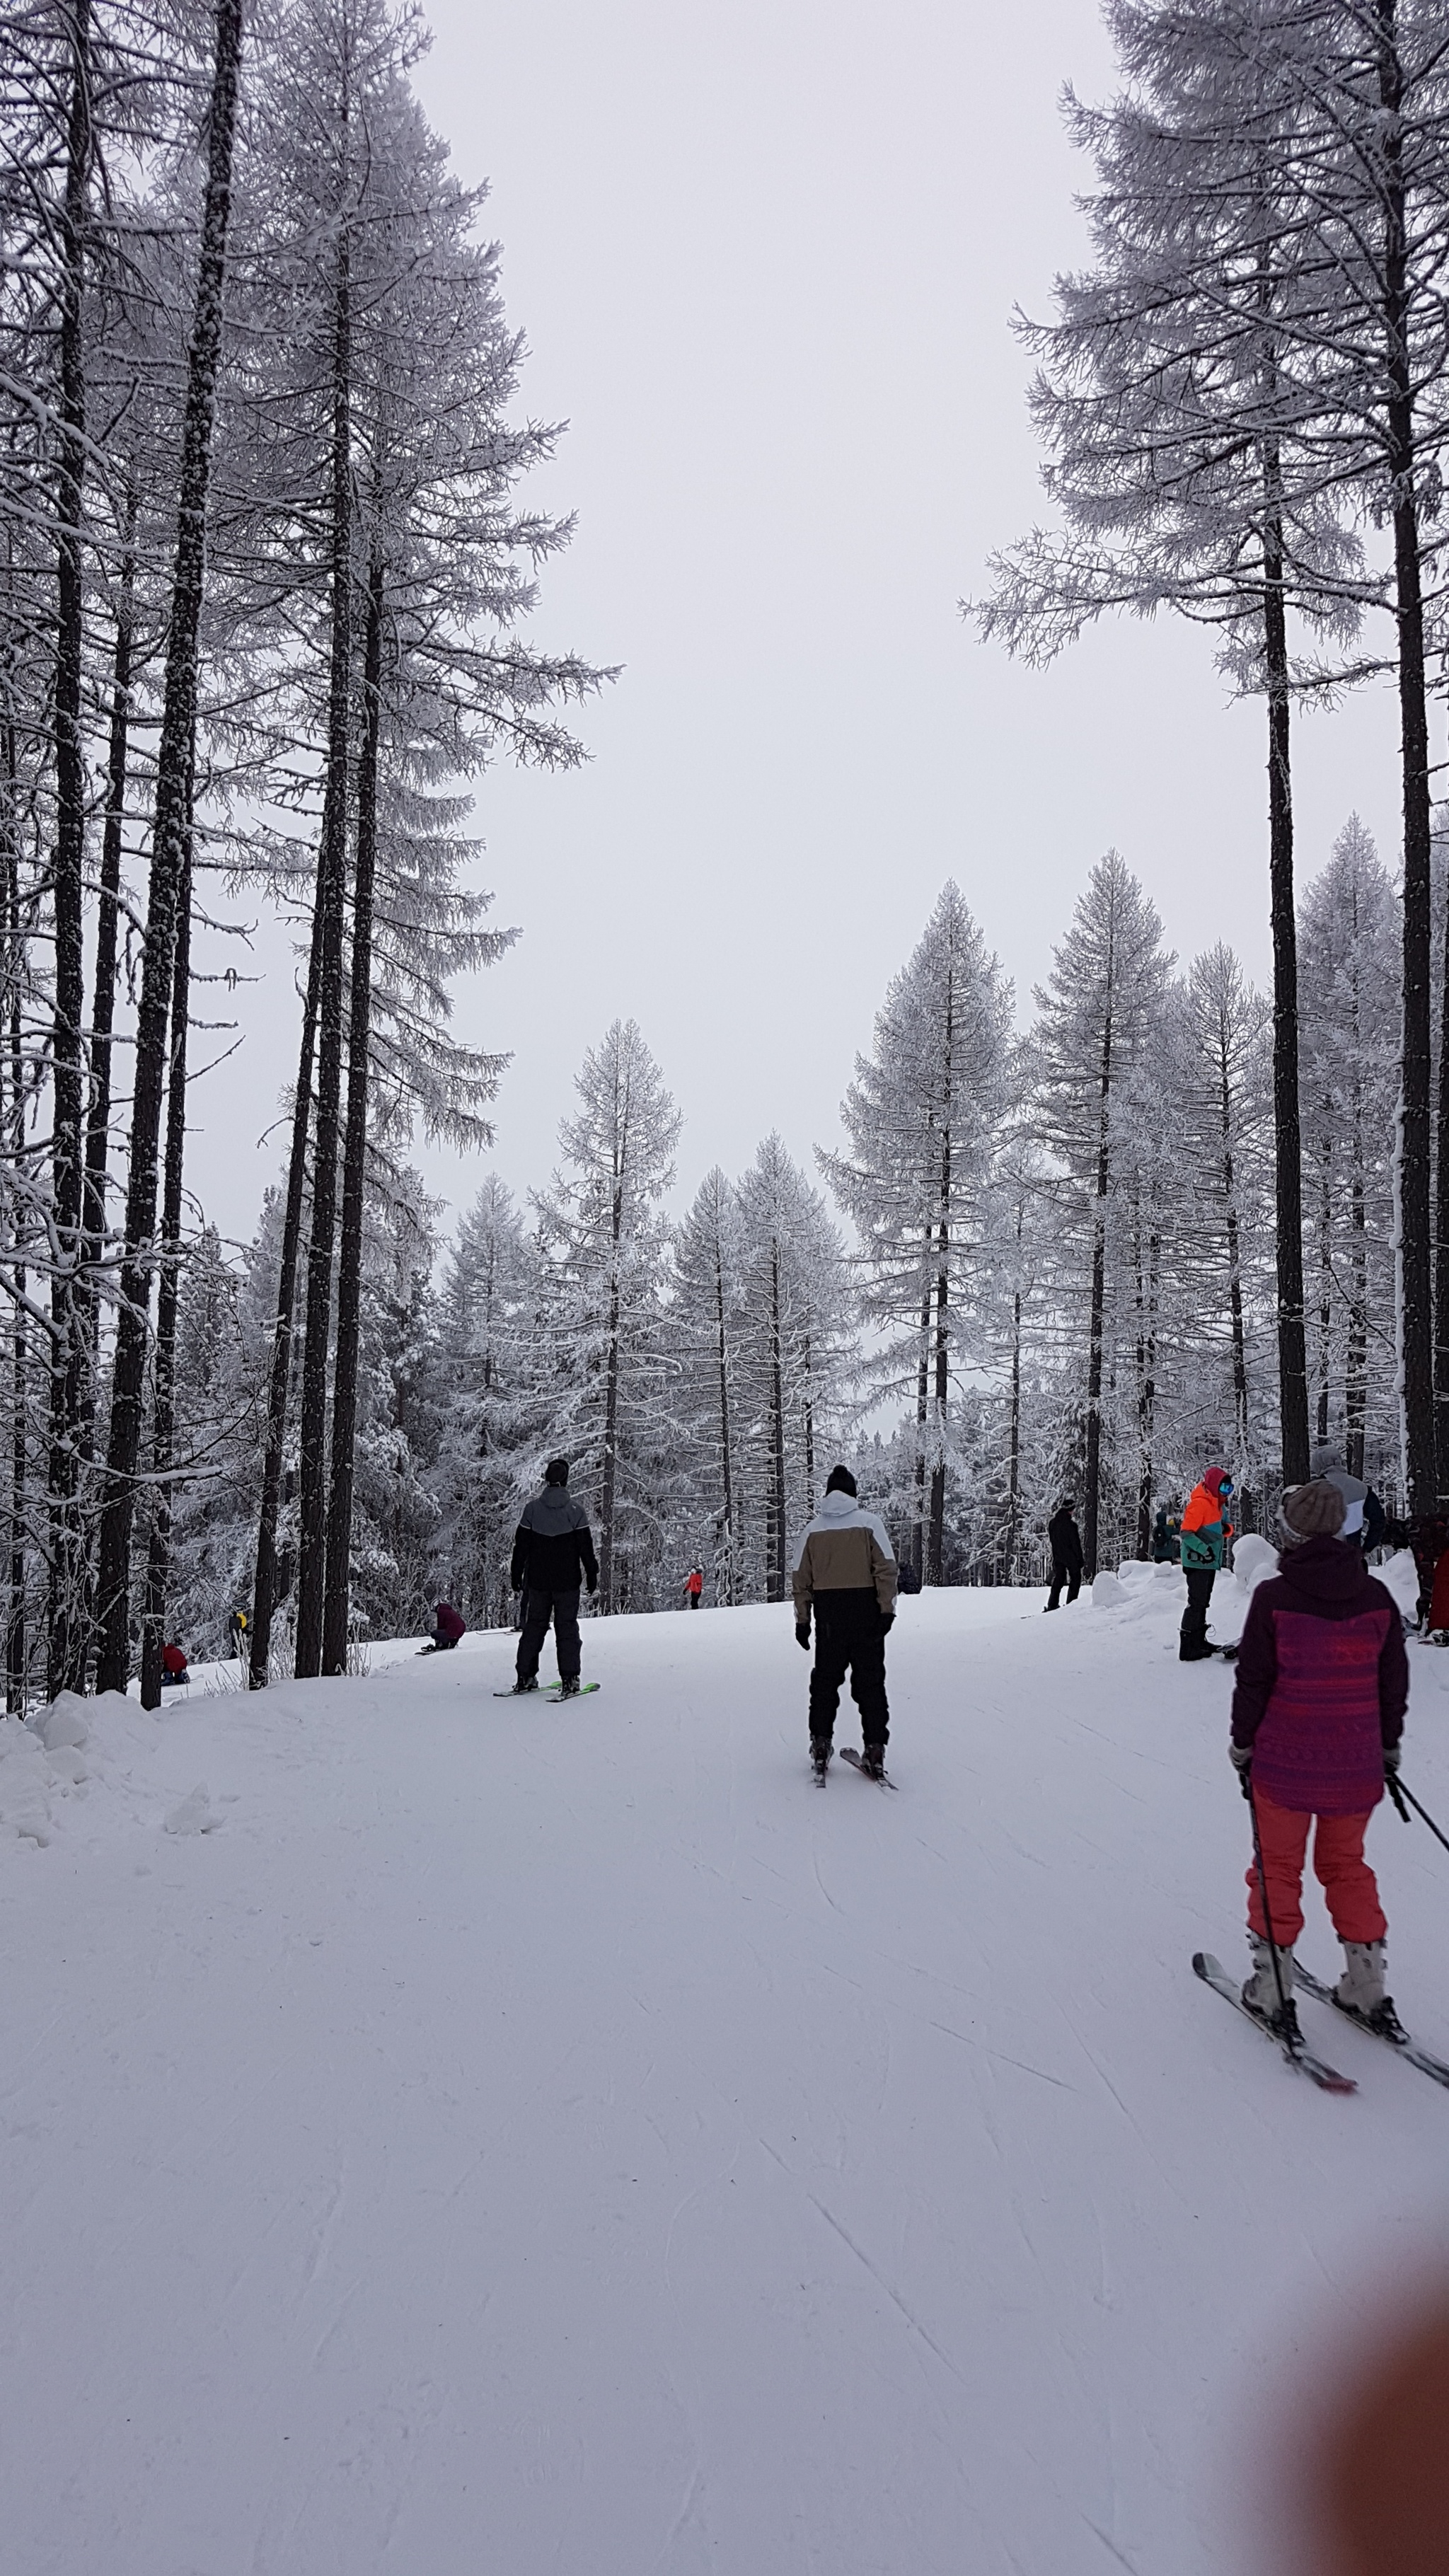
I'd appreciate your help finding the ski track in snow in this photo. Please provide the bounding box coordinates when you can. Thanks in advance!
[1,1571,1447,2572]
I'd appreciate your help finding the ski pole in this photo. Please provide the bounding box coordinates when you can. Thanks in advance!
[1247,1777,1298,2047]
[1396,1774,1449,1857]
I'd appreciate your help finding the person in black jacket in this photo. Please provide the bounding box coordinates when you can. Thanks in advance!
[507,1460,599,1697]
[1045,1498,1083,1610]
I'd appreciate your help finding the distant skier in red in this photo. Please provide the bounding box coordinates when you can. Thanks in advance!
[160,1641,189,1686]
[684,1567,703,1609]
[1228,1479,1407,2042]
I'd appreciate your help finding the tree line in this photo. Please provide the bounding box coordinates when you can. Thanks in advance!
[135,843,1412,1658]
[978,0,1449,1535]
[0,0,596,1704]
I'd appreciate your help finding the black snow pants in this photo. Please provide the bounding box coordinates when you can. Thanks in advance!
[518,1586,582,1683]
[1045,1559,1081,1610]
[1179,1567,1216,1660]
[809,1590,890,1748]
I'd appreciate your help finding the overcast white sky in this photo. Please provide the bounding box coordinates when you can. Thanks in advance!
[190,0,1407,1250]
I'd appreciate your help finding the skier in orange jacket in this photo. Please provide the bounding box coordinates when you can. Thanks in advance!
[1179,1466,1235,1660]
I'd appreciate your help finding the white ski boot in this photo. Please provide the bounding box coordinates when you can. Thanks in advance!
[1242,1935,1301,2040]
[1333,1940,1407,2042]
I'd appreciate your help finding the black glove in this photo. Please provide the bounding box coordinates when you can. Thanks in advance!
[1385,1743,1402,1774]
[880,1612,895,1634]
[588,1581,598,1597]
[795,1622,811,1651]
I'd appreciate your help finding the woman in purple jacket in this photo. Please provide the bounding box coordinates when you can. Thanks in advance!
[1229,1478,1407,2040]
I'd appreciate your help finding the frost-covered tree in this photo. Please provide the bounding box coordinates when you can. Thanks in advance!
[429,1177,543,1625]
[821,883,1012,1581]
[671,1167,745,1603]
[1298,816,1399,1482]
[531,1022,680,1613]
[734,1136,853,1601]
[1033,853,1176,1576]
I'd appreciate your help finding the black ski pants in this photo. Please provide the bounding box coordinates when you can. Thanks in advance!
[809,1592,890,1748]
[517,1585,582,1683]
[1179,1566,1216,1658]
[1045,1559,1081,1610]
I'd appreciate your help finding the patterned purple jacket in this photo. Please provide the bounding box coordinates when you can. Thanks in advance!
[1230,1536,1407,1815]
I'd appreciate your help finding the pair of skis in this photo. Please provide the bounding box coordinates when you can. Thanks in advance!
[1194,1951,1449,2091]
[816,1745,897,1790]
[492,1680,601,1702]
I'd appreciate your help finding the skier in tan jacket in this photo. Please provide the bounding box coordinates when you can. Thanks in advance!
[792,1465,899,1779]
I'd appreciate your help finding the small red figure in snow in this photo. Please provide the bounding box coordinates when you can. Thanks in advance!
[1228,1478,1407,2043]
[684,1568,703,1609]
[160,1640,189,1686]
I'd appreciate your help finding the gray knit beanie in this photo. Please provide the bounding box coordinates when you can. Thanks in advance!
[1280,1479,1348,1542]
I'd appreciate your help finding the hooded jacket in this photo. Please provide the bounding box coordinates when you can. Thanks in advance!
[510,1486,599,1595]
[1230,1535,1407,1814]
[1180,1468,1232,1571]
[791,1491,897,1624]
[1310,1446,1368,1538]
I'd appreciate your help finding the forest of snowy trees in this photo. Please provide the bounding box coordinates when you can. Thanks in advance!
[8,0,1449,1697]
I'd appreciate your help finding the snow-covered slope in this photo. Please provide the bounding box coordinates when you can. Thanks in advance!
[3,1574,1446,2575]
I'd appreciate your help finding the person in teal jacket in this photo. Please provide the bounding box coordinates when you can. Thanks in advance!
[1179,1466,1234,1660]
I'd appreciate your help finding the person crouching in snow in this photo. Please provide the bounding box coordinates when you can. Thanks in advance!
[1179,1465,1235,1660]
[1229,1477,1407,2040]
[792,1465,898,1779]
[422,1600,466,1654]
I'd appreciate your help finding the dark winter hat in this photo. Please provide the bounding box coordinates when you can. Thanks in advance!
[1281,1479,1348,1541]
[825,1465,858,1498]
[1058,1496,1077,1513]
[544,1457,570,1487]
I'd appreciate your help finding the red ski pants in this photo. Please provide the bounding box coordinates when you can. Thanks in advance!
[1246,1789,1385,1946]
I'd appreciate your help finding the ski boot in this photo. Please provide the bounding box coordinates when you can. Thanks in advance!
[860,1743,887,1782]
[508,1675,538,1694]
[1332,1940,1407,2042]
[810,1735,832,1780]
[1241,1935,1303,2041]
[557,1675,580,1700]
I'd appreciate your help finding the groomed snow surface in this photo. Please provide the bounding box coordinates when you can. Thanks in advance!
[4,1565,1448,2575]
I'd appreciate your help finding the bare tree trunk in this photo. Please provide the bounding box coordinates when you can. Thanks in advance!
[81,489,137,1306]
[4,716,26,1710]
[1218,1018,1251,1466]
[1375,0,1436,1512]
[768,1240,787,1602]
[47,0,93,1697]
[94,0,243,1695]
[1316,1127,1333,1447]
[1005,1283,1022,1586]
[1262,510,1310,1486]
[599,1254,620,1608]
[713,1226,734,1602]
[248,913,322,1687]
[1083,979,1114,1583]
[912,1254,929,1581]
[321,555,383,1675]
[1349,1088,1369,1482]
[294,237,353,1678]
[139,806,192,1711]
[927,1124,952,1585]
[1434,857,1449,1491]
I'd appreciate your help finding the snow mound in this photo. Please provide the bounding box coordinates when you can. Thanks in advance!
[1092,1571,1126,1607]
[0,1716,52,1842]
[163,1784,217,1837]
[1378,1548,1421,1619]
[1230,1534,1279,1595]
[34,1691,89,1750]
